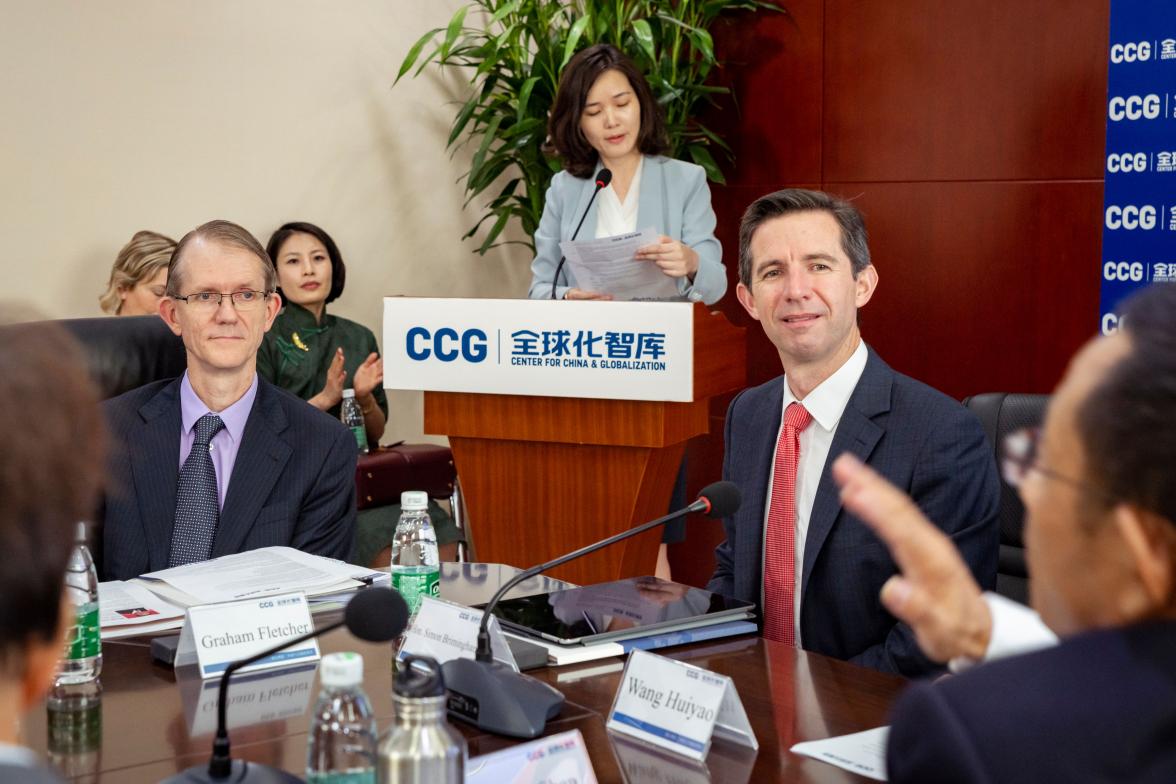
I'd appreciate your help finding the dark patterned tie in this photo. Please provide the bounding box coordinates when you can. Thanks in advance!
[168,413,225,567]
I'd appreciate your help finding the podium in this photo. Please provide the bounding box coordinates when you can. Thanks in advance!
[385,299,745,585]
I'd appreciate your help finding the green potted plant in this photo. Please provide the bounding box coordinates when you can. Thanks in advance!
[397,0,781,255]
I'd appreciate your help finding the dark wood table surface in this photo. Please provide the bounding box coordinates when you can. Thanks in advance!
[22,563,907,783]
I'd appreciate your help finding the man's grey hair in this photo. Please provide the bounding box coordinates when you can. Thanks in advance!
[166,219,277,296]
[738,189,871,287]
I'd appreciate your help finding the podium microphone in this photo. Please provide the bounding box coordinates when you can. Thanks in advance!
[550,168,612,300]
[443,480,741,739]
[163,587,409,783]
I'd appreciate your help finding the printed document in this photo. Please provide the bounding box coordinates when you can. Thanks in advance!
[99,580,185,638]
[137,546,382,607]
[560,227,681,300]
[791,726,889,781]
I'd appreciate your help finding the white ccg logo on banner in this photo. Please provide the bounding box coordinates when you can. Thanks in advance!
[1110,41,1151,62]
[1106,152,1149,173]
[1108,94,1161,121]
[1105,205,1158,230]
[383,298,695,402]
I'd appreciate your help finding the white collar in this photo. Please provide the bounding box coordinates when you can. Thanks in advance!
[782,340,869,432]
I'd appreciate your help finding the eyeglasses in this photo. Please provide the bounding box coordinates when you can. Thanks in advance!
[1001,427,1112,502]
[172,290,271,311]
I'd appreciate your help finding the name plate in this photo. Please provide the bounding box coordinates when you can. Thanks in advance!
[176,591,320,679]
[396,595,517,671]
[607,649,758,761]
[466,729,597,784]
[383,297,694,402]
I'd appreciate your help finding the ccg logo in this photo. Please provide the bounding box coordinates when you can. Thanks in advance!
[1110,41,1151,63]
[1102,261,1145,282]
[1108,94,1161,121]
[1105,205,1157,230]
[1106,152,1148,173]
[405,327,488,363]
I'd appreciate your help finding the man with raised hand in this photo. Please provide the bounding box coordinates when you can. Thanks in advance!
[834,282,1176,782]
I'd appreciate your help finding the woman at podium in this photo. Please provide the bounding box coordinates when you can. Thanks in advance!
[526,44,726,305]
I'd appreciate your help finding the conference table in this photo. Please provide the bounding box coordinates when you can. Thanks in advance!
[24,563,908,783]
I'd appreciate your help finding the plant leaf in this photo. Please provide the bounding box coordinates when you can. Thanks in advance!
[395,27,442,83]
[440,5,471,60]
[631,18,656,63]
[560,15,591,70]
[515,76,540,121]
[688,144,725,185]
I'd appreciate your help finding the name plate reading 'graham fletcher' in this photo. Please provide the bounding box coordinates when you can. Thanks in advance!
[175,591,320,680]
[606,649,758,762]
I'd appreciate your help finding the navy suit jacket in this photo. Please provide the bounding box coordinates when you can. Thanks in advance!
[707,348,999,677]
[888,621,1176,783]
[98,376,357,581]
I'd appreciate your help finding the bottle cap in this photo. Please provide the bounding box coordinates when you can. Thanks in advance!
[342,388,356,399]
[400,491,428,511]
[320,652,364,688]
[395,655,446,698]
[76,522,87,543]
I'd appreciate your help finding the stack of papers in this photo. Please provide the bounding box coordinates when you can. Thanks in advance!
[99,547,385,639]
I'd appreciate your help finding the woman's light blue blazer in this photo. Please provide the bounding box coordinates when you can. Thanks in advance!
[527,155,726,304]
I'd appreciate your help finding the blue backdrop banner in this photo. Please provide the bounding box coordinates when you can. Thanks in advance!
[1100,0,1176,334]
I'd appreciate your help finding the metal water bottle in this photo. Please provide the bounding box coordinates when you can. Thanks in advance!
[377,655,464,784]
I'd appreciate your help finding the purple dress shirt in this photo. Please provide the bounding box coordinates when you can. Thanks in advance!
[178,372,259,510]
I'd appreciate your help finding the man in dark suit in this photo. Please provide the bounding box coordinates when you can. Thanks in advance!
[707,189,999,677]
[99,220,357,581]
[0,322,105,784]
[833,282,1176,782]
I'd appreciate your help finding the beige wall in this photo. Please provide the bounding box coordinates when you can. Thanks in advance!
[0,1,532,444]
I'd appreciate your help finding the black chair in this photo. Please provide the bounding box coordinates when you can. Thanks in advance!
[963,392,1049,604]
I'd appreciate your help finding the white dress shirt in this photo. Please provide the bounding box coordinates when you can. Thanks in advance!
[949,592,1059,672]
[595,157,642,238]
[761,340,869,643]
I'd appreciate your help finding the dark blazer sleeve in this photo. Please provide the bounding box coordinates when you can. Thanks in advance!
[887,682,991,784]
[289,423,358,561]
[706,391,743,598]
[848,403,1000,674]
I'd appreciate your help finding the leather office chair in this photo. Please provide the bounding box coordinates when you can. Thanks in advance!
[963,392,1049,604]
[6,315,466,559]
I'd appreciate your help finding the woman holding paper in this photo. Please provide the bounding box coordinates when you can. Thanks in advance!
[526,44,726,304]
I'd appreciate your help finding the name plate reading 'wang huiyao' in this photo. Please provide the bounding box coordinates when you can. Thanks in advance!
[607,649,758,761]
[176,591,320,680]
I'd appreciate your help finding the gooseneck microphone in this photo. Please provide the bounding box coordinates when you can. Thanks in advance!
[163,587,410,783]
[443,480,741,739]
[550,168,613,300]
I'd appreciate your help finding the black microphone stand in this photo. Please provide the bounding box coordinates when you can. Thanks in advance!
[550,169,612,300]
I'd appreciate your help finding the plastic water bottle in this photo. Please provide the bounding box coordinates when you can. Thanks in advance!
[46,680,102,782]
[341,389,369,454]
[307,652,377,784]
[378,655,464,784]
[57,522,101,685]
[390,491,440,617]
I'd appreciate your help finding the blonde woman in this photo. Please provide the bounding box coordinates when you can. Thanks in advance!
[98,230,176,315]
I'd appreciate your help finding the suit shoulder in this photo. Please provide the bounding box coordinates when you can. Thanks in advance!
[102,378,178,426]
[653,156,706,184]
[887,367,976,427]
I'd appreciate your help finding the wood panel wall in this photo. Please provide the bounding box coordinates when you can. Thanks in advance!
[671,0,1111,586]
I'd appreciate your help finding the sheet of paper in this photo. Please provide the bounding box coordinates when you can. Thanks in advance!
[560,227,682,300]
[790,726,889,781]
[99,581,184,628]
[139,546,381,605]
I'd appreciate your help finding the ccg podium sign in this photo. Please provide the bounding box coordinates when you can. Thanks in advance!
[383,298,694,402]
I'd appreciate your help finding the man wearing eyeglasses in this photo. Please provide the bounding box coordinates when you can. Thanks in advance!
[98,220,358,581]
[833,282,1176,781]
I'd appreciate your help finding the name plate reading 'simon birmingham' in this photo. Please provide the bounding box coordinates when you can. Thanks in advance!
[383,298,694,402]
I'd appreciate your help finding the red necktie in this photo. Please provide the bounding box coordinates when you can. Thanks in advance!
[763,402,812,645]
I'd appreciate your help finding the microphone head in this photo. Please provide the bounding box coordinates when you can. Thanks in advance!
[595,168,613,188]
[345,587,409,642]
[697,481,741,518]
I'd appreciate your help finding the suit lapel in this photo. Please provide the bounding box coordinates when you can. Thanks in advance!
[800,349,892,603]
[130,381,182,571]
[736,380,784,601]
[212,381,292,557]
[635,155,661,234]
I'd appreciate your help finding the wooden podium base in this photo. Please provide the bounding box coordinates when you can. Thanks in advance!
[427,394,708,584]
